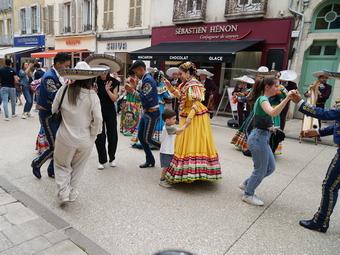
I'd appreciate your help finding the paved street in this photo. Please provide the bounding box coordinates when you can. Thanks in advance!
[0,107,339,255]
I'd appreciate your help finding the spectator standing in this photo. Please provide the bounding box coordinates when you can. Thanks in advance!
[0,59,19,121]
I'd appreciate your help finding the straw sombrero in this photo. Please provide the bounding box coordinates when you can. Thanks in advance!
[85,54,122,73]
[59,62,110,80]
[279,70,297,82]
[196,69,214,77]
[233,75,255,84]
[247,66,277,77]
[166,67,179,78]
[323,70,340,79]
[313,70,330,79]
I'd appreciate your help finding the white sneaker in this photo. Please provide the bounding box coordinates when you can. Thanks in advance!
[12,114,18,118]
[159,179,172,188]
[4,118,10,121]
[27,113,32,117]
[110,161,117,167]
[97,164,105,170]
[69,190,79,202]
[242,194,264,206]
[239,182,246,191]
[21,113,28,119]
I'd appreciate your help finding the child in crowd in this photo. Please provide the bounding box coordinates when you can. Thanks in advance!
[159,109,186,188]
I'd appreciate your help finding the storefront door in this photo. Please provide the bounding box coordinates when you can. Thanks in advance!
[300,41,340,107]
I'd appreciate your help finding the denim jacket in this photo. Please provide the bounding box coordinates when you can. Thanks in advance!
[37,69,62,114]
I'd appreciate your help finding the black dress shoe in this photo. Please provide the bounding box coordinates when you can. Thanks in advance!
[47,167,55,178]
[32,166,41,179]
[242,150,252,157]
[299,219,328,233]
[139,162,155,168]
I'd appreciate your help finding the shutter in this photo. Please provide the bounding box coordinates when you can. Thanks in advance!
[26,7,31,34]
[71,0,76,33]
[42,7,47,34]
[37,5,41,33]
[17,9,22,34]
[128,0,135,27]
[135,5,141,27]
[58,3,64,34]
[49,6,54,35]
[77,0,84,32]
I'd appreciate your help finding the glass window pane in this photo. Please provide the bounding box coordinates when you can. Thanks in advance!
[309,45,322,56]
[324,46,337,55]
[318,4,332,17]
[334,4,340,15]
[330,17,340,29]
[315,17,328,29]
[108,11,113,29]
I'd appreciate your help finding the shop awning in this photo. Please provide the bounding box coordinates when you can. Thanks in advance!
[0,47,37,58]
[130,40,263,62]
[31,49,89,58]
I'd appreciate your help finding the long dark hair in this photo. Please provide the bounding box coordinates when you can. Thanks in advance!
[248,77,275,107]
[68,79,93,105]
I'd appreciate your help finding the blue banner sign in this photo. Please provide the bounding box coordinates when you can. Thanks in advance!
[14,35,45,47]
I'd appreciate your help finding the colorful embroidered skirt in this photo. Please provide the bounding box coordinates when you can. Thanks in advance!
[231,111,254,151]
[35,127,49,155]
[165,113,222,183]
[120,96,142,137]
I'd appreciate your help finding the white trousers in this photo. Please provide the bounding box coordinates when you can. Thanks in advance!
[54,139,93,200]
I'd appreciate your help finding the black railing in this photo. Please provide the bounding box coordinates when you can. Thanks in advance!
[83,24,92,31]
[64,26,71,33]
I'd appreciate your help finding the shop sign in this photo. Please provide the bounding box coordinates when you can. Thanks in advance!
[169,55,189,61]
[66,39,81,46]
[176,24,238,35]
[136,55,153,60]
[107,42,128,51]
[14,35,45,47]
[208,56,224,62]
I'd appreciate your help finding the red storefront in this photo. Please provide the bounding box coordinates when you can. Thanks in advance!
[131,18,294,91]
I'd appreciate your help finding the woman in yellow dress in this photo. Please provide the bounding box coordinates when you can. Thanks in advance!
[164,62,222,183]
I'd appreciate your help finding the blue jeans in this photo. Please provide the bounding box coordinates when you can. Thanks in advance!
[244,128,276,196]
[0,87,16,118]
[137,110,161,164]
[22,85,33,113]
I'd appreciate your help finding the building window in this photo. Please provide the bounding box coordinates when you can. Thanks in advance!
[64,3,71,33]
[173,0,206,24]
[31,6,38,34]
[103,0,114,30]
[315,3,340,30]
[129,0,142,28]
[20,8,26,34]
[83,0,92,31]
[48,6,54,34]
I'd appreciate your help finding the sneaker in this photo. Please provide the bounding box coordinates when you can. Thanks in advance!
[97,164,104,170]
[239,182,246,191]
[27,113,32,118]
[4,118,10,121]
[69,190,79,202]
[110,161,117,167]
[159,179,172,188]
[11,114,18,118]
[242,194,264,206]
[21,113,28,119]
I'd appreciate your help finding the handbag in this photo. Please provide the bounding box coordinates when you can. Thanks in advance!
[52,86,68,124]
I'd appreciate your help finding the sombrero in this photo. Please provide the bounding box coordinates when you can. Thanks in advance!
[85,54,122,73]
[247,66,278,77]
[233,75,255,84]
[313,70,330,79]
[196,69,214,77]
[279,70,297,82]
[59,61,110,80]
[166,67,179,78]
[321,70,340,79]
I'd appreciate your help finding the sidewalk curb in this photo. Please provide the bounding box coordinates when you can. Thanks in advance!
[0,175,111,255]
